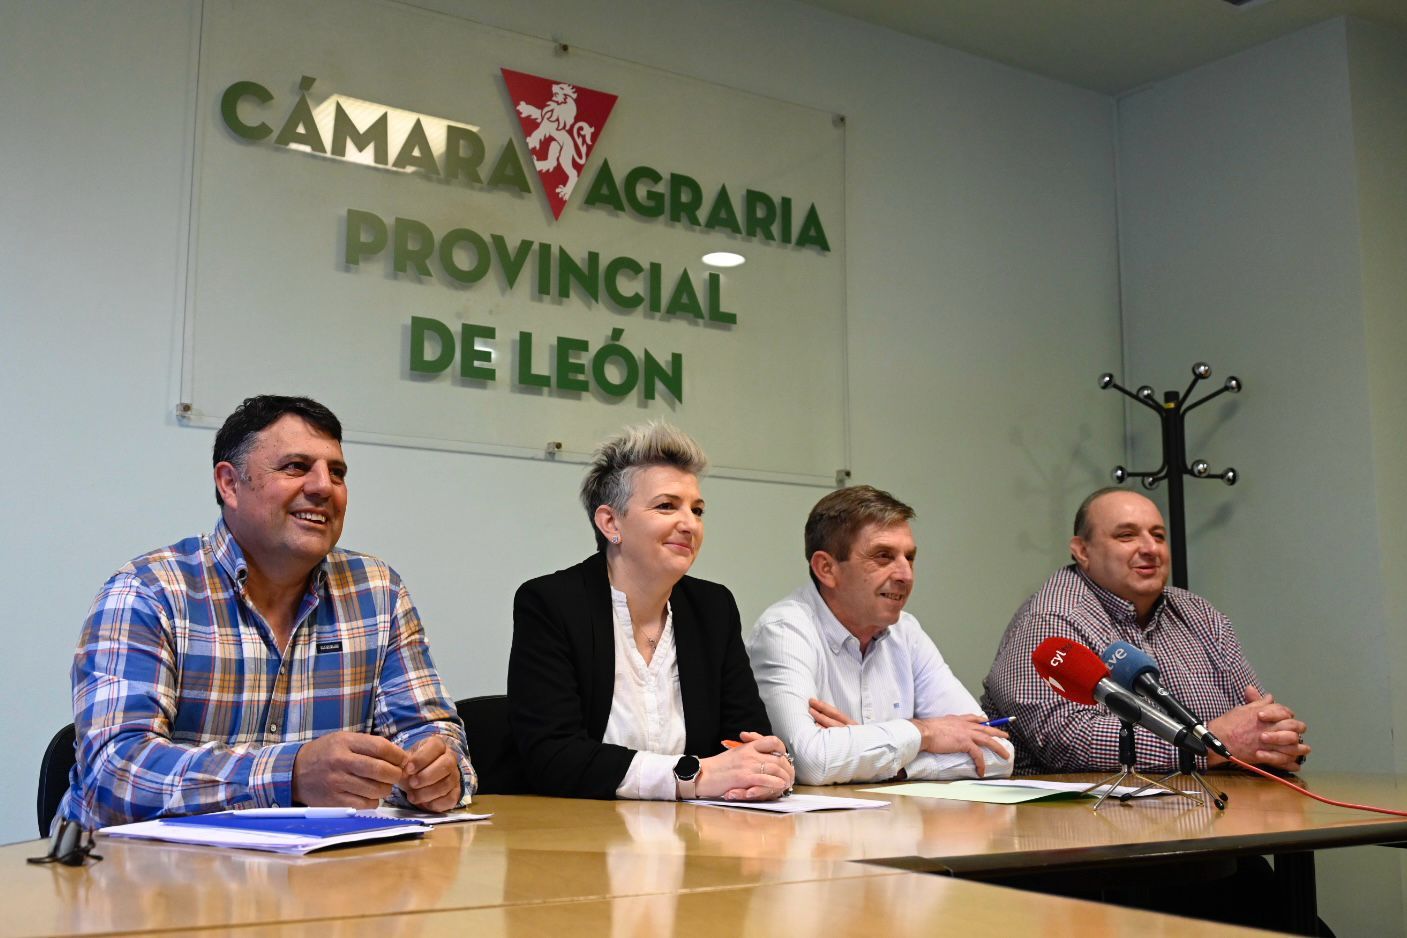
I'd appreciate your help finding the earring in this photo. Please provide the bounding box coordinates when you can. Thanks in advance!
[611,535,621,544]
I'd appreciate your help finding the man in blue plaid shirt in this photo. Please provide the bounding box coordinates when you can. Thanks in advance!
[59,395,475,829]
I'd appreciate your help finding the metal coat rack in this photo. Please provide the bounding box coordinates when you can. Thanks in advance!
[1099,362,1242,590]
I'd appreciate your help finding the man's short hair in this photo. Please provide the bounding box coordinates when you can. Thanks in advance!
[212,395,343,506]
[1072,486,1129,540]
[580,421,708,552]
[804,485,915,565]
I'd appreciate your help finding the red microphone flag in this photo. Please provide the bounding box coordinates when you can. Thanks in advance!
[1031,637,1109,706]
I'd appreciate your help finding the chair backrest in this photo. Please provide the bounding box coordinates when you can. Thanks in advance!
[37,723,77,837]
[455,695,525,795]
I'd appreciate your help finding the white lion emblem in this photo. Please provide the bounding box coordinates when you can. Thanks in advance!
[516,82,595,200]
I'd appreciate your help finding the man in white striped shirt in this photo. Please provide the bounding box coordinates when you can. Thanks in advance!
[747,486,1013,786]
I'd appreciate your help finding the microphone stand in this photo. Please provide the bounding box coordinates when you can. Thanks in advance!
[1082,720,1201,811]
[1126,747,1228,811]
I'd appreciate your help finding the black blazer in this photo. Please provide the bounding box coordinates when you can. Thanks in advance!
[507,552,771,798]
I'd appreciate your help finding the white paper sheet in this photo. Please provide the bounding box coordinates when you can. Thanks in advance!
[685,793,889,813]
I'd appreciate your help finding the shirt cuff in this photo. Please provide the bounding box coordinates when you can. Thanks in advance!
[616,751,680,801]
[249,741,303,807]
[905,738,1015,780]
[455,751,477,805]
[888,717,924,762]
[793,719,925,785]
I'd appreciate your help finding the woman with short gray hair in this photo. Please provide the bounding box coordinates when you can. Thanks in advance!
[508,422,793,800]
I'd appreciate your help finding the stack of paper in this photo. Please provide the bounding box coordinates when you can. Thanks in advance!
[686,793,889,813]
[100,811,433,855]
[861,778,1199,804]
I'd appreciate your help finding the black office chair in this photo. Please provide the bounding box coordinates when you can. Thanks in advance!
[36,723,77,837]
[455,694,525,795]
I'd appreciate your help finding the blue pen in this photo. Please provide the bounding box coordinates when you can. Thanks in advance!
[981,717,1014,728]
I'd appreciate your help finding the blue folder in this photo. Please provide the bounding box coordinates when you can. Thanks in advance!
[160,812,425,838]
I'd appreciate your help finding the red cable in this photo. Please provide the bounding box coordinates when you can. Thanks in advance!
[1229,756,1407,818]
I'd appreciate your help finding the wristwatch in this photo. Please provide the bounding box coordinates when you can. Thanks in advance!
[673,755,702,800]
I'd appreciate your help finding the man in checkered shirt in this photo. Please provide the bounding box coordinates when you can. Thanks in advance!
[59,395,474,829]
[981,487,1309,773]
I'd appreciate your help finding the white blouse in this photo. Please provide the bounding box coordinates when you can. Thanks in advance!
[601,586,688,799]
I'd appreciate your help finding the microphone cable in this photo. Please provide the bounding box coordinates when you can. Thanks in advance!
[1229,756,1407,818]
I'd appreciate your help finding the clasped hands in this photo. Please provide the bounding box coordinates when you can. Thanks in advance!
[291,731,462,812]
[1206,685,1310,772]
[809,697,1010,777]
[692,731,795,802]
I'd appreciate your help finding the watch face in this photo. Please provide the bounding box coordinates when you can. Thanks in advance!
[673,755,701,781]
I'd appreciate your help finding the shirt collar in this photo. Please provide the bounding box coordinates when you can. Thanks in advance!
[209,517,330,594]
[1073,565,1167,630]
[608,585,670,625]
[801,579,893,654]
[210,517,247,585]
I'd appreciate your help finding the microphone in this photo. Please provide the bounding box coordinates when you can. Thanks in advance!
[1031,637,1206,755]
[1101,641,1230,758]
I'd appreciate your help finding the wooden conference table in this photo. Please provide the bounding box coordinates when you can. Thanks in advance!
[6,772,1406,937]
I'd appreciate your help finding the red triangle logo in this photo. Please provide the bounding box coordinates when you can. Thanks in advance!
[502,68,618,220]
